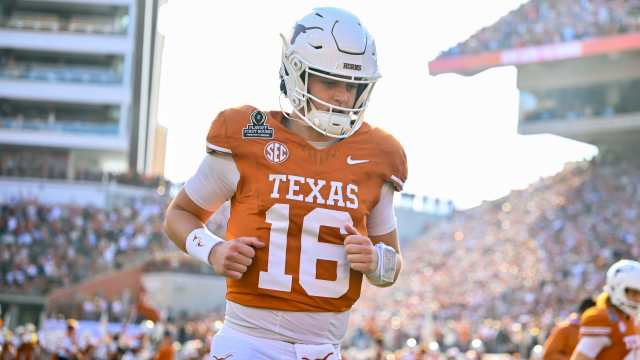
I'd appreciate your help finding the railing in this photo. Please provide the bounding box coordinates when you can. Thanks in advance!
[1,13,128,35]
[0,64,122,84]
[429,32,640,76]
[0,117,119,135]
[522,108,640,124]
[0,177,167,208]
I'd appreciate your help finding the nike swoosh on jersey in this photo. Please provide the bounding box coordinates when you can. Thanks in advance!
[346,156,369,165]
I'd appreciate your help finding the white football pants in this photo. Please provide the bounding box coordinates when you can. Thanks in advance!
[209,324,342,360]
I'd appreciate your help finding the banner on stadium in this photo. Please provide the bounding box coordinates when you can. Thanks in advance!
[428,32,640,76]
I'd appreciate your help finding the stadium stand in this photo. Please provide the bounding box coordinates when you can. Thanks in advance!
[2,155,638,358]
[2,11,128,35]
[4,0,640,357]
[0,148,167,187]
[521,78,640,123]
[0,197,169,295]
[342,155,640,358]
[437,0,640,59]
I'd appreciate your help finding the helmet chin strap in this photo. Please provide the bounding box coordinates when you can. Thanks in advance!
[280,89,359,138]
[305,100,353,136]
[278,93,320,129]
[308,109,351,130]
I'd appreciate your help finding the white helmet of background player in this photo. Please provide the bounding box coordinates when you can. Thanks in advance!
[279,7,380,138]
[604,259,640,317]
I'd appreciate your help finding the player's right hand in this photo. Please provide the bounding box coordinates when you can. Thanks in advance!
[208,237,264,280]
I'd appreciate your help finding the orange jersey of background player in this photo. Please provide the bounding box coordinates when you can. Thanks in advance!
[578,293,640,359]
[205,105,407,312]
[543,314,581,360]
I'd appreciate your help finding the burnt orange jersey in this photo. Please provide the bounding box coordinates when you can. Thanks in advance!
[542,314,580,360]
[205,106,407,312]
[579,293,640,360]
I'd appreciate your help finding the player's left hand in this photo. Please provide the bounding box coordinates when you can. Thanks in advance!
[343,223,378,274]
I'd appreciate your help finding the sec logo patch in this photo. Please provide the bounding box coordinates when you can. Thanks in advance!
[264,141,289,164]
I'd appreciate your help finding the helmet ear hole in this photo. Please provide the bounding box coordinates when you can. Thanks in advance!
[291,57,303,71]
[280,78,287,96]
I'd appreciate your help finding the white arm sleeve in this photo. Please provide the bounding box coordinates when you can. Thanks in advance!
[184,154,239,212]
[366,183,397,236]
[574,336,611,359]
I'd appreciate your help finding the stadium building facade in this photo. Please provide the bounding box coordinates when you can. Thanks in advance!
[0,0,166,180]
[430,27,640,154]
[0,0,166,328]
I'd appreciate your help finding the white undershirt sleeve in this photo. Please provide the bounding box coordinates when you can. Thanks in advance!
[574,336,611,359]
[366,183,397,236]
[184,154,239,212]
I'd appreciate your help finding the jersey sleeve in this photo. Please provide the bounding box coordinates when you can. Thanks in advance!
[542,324,571,359]
[205,106,258,155]
[579,310,612,338]
[206,110,234,154]
[379,131,408,192]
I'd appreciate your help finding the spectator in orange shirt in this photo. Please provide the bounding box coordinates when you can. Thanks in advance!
[0,335,16,360]
[16,331,39,360]
[543,297,596,360]
[153,331,174,360]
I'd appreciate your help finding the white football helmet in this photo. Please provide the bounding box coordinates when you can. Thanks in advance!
[279,7,380,138]
[604,259,640,317]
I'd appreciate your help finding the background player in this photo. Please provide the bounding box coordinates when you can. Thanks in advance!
[543,297,596,360]
[570,260,640,360]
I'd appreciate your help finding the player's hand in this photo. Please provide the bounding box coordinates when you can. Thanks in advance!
[343,224,378,274]
[208,237,264,280]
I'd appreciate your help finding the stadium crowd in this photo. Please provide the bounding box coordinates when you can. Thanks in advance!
[0,149,168,188]
[0,317,220,359]
[522,78,640,123]
[0,196,169,295]
[0,150,68,180]
[438,0,640,58]
[2,155,640,358]
[344,155,640,358]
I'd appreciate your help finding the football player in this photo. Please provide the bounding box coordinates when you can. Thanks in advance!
[570,260,640,360]
[542,297,595,360]
[164,7,407,360]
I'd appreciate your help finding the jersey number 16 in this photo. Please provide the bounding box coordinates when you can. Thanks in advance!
[258,203,352,299]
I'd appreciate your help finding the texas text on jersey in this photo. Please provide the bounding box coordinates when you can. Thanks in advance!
[205,105,407,312]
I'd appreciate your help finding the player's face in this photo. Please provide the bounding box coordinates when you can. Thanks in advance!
[307,73,358,111]
[626,288,640,303]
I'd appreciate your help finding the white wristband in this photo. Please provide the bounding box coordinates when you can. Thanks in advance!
[366,243,397,286]
[185,227,224,265]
